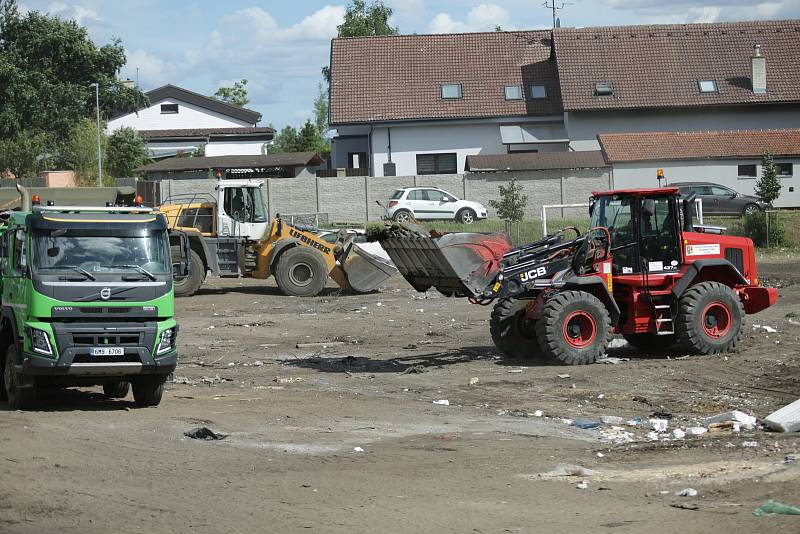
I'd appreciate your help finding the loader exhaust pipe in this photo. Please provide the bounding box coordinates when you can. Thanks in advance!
[683,192,696,232]
[16,182,31,212]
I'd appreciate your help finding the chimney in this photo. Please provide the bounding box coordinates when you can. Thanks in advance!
[121,78,135,89]
[751,44,766,94]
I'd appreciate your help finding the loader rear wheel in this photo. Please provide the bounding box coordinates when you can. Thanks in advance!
[535,291,611,365]
[676,282,744,355]
[490,299,543,360]
[275,247,328,297]
[173,250,205,297]
[622,333,677,352]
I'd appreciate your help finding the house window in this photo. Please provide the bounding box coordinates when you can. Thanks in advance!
[530,85,547,99]
[738,164,757,178]
[698,80,717,93]
[595,82,613,96]
[777,163,793,176]
[416,153,457,175]
[161,103,179,114]
[348,152,368,169]
[441,84,463,100]
[504,85,523,100]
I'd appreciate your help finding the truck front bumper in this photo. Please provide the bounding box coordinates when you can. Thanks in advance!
[19,350,177,377]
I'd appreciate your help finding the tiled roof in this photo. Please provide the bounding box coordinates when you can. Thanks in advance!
[554,20,800,111]
[330,31,561,125]
[139,127,275,140]
[466,150,607,172]
[598,129,800,162]
[135,153,324,173]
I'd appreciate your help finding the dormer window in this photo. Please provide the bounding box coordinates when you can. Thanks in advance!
[698,80,718,93]
[504,85,523,100]
[161,103,179,114]
[595,82,613,96]
[441,84,463,100]
[530,85,547,99]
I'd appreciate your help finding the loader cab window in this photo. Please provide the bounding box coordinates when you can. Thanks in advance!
[591,195,636,274]
[223,187,267,224]
[639,195,681,273]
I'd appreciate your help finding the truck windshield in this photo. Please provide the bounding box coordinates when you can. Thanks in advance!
[32,229,171,275]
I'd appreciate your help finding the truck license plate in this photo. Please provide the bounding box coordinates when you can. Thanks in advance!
[90,347,124,357]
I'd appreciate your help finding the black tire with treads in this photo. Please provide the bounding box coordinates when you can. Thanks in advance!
[274,247,328,297]
[535,290,611,365]
[132,376,165,407]
[103,381,130,399]
[489,298,543,360]
[676,282,744,355]
[4,346,35,409]
[173,250,205,297]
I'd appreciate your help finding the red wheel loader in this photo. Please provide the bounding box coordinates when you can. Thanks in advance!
[374,187,778,365]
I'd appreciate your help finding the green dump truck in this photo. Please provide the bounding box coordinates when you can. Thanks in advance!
[0,186,189,409]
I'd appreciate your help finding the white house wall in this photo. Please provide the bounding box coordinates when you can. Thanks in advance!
[611,159,800,208]
[205,141,268,157]
[567,106,800,151]
[108,98,253,132]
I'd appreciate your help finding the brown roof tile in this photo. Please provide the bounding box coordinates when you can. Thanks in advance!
[554,20,800,111]
[330,31,561,124]
[466,150,607,172]
[598,129,800,162]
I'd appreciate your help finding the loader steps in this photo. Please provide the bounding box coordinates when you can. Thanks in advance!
[653,303,675,335]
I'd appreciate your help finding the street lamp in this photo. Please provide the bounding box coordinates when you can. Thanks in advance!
[89,82,102,187]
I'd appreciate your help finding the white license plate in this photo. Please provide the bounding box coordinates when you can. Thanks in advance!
[90,347,124,357]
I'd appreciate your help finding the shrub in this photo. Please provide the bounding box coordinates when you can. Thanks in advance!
[489,178,528,222]
[736,211,788,247]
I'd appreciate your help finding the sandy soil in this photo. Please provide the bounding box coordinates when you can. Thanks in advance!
[2,260,799,533]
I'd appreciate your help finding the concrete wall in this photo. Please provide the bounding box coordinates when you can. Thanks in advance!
[109,98,252,132]
[567,105,800,151]
[612,158,800,208]
[149,169,609,222]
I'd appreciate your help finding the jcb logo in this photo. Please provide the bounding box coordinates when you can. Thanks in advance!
[520,267,547,282]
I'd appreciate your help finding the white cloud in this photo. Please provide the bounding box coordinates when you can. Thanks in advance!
[124,49,171,88]
[387,0,427,23]
[603,0,798,22]
[45,2,104,27]
[430,3,512,33]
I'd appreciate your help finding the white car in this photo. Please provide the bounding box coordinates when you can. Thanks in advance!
[387,187,488,224]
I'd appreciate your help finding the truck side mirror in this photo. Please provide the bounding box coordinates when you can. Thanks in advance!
[172,231,191,279]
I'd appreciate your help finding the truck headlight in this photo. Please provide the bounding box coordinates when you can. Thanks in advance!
[157,328,176,355]
[30,328,53,355]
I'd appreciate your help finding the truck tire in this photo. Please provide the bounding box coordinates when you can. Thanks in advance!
[173,250,205,297]
[535,290,611,365]
[132,376,165,407]
[274,247,328,297]
[103,381,130,399]
[622,333,677,352]
[4,346,35,409]
[490,298,543,360]
[676,282,744,355]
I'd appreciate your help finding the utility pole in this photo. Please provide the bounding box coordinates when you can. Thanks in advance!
[543,1,573,28]
[89,83,103,187]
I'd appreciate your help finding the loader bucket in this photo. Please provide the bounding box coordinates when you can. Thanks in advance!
[377,229,512,298]
[342,243,398,293]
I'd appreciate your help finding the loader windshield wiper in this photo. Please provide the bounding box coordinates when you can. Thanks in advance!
[102,264,157,281]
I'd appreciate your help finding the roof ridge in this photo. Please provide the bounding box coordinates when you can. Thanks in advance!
[333,29,551,41]
[554,18,800,34]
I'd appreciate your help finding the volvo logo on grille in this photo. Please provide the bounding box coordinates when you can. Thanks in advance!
[100,287,112,300]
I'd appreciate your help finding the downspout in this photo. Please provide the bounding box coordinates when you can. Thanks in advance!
[368,125,374,176]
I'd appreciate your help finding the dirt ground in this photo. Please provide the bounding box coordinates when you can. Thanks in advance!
[2,259,799,533]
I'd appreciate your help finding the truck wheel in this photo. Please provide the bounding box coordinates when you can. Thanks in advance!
[173,250,205,297]
[456,208,477,225]
[103,381,130,399]
[622,333,677,352]
[132,376,165,407]
[4,347,35,409]
[275,247,328,297]
[535,290,611,365]
[676,282,744,355]
[490,298,543,360]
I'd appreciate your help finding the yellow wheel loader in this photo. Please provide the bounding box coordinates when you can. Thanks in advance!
[159,179,396,297]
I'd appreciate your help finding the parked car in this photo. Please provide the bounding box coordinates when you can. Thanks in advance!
[672,182,768,216]
[387,187,488,224]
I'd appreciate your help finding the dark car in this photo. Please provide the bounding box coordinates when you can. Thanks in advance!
[671,182,767,216]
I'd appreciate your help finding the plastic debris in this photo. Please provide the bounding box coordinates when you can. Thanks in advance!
[539,464,594,478]
[433,399,450,406]
[672,429,686,440]
[685,427,708,436]
[184,427,228,441]
[353,447,365,453]
[742,441,759,448]
[764,398,800,433]
[576,481,589,490]
[595,356,630,364]
[596,452,605,458]
[647,431,660,441]
[650,418,669,433]
[704,410,756,427]
[753,500,800,516]
[600,415,624,425]
[557,373,571,379]
[533,410,544,417]
[676,488,698,497]
[608,338,627,349]
[571,419,601,430]
[600,427,635,444]
[752,324,778,333]
[709,421,736,432]
[626,417,642,426]
[468,377,480,386]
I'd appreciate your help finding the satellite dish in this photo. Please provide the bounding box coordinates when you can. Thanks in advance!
[556,17,561,28]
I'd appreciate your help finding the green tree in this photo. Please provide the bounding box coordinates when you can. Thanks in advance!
[298,120,324,152]
[64,119,106,186]
[313,83,329,135]
[0,130,51,179]
[268,125,300,154]
[214,79,249,108]
[489,178,528,222]
[755,150,782,206]
[106,127,149,178]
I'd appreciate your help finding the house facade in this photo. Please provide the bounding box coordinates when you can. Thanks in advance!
[329,20,800,182]
[108,85,275,159]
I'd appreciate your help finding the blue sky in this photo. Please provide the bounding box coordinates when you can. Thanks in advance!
[16,1,800,129]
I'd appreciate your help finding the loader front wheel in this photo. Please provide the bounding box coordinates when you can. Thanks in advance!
[676,282,744,355]
[535,291,611,365]
[490,299,543,360]
[275,247,328,297]
[173,250,205,297]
